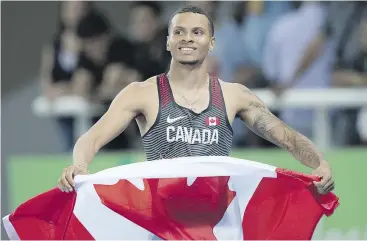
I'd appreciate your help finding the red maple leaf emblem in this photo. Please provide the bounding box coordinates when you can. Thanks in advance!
[94,177,236,240]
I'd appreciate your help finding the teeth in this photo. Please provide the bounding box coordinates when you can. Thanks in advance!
[181,48,194,51]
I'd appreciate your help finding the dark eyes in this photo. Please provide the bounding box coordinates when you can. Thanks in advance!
[174,30,183,35]
[173,29,204,35]
[193,30,203,35]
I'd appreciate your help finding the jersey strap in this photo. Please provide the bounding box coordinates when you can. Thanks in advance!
[157,73,172,108]
[210,77,224,111]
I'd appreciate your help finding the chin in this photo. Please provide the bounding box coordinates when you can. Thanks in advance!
[178,60,200,65]
[176,56,204,66]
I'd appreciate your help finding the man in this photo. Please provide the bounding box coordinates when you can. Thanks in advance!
[57,6,334,196]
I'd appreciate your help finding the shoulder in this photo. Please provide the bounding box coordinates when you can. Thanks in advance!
[111,76,159,111]
[218,79,261,112]
[133,76,158,92]
[116,76,158,100]
[218,80,253,98]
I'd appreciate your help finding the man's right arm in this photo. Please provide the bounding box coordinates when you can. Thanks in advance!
[57,81,147,192]
[73,82,143,167]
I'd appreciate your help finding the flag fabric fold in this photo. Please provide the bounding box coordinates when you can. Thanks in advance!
[2,156,339,240]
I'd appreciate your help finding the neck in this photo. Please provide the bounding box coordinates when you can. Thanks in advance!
[167,59,209,90]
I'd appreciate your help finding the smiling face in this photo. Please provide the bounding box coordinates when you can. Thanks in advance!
[167,12,215,66]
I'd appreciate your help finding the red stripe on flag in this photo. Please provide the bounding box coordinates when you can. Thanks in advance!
[64,214,94,240]
[8,188,94,240]
[242,168,339,240]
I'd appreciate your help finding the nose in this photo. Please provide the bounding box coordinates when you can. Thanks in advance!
[182,32,194,43]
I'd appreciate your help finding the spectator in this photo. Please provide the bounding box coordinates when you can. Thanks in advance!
[240,1,291,82]
[39,1,94,151]
[262,1,332,139]
[209,1,290,147]
[74,12,139,101]
[286,2,367,145]
[75,11,141,150]
[186,1,220,23]
[211,1,290,86]
[128,1,171,80]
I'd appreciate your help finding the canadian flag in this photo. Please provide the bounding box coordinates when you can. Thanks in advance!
[2,156,339,240]
[206,116,220,126]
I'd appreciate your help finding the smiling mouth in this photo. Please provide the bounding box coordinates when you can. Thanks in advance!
[178,47,197,54]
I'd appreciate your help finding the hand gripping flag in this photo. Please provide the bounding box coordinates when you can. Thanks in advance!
[2,156,339,240]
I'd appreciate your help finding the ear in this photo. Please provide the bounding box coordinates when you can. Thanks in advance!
[209,36,215,52]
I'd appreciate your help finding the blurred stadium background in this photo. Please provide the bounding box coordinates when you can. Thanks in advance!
[1,1,367,240]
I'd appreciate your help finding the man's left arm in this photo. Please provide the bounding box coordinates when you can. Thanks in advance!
[236,85,334,194]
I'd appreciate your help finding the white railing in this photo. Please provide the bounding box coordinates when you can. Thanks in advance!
[32,96,106,141]
[32,88,367,149]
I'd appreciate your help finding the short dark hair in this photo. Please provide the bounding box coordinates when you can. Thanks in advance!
[130,1,162,17]
[169,5,215,36]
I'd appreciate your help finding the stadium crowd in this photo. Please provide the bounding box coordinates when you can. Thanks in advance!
[39,1,367,152]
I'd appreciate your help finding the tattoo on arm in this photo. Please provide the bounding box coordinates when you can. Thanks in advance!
[247,100,322,168]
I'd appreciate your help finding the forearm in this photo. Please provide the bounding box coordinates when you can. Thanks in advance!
[254,122,324,168]
[72,134,99,167]
[283,130,326,169]
[247,101,325,169]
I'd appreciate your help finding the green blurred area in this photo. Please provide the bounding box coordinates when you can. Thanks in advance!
[6,148,367,239]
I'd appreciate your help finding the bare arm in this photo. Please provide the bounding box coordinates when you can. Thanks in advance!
[72,82,144,167]
[236,85,327,169]
[57,81,150,192]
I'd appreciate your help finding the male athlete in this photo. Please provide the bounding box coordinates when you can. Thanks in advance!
[57,6,334,195]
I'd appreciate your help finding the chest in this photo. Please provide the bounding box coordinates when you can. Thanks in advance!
[156,104,224,145]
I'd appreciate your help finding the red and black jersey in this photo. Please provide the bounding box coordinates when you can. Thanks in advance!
[142,73,233,161]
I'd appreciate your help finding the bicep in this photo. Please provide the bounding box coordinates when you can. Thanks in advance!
[237,89,293,148]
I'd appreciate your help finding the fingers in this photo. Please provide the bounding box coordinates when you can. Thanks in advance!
[313,175,334,194]
[324,177,334,190]
[325,182,335,193]
[57,165,88,193]
[57,177,64,191]
[57,167,74,192]
[66,167,75,187]
[61,169,73,192]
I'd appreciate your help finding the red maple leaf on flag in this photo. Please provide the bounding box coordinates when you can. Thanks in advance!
[94,177,236,240]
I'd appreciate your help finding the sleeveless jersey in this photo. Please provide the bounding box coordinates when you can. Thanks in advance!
[142,73,233,161]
